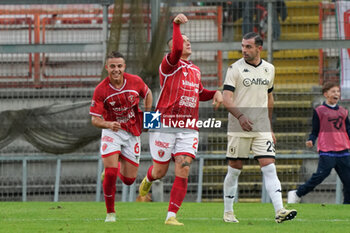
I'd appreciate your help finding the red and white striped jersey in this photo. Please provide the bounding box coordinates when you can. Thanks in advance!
[156,54,204,130]
[90,73,149,136]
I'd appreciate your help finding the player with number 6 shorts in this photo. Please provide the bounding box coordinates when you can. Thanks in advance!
[90,51,152,222]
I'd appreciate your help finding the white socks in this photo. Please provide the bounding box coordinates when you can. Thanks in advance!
[261,163,283,213]
[224,166,241,213]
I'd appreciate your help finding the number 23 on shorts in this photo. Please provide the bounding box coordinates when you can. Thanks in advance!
[266,140,275,153]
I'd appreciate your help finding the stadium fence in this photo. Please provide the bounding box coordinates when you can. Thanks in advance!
[0,0,349,203]
[0,154,344,204]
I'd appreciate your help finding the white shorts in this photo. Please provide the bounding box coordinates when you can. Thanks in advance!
[226,133,275,159]
[100,129,141,166]
[149,131,199,163]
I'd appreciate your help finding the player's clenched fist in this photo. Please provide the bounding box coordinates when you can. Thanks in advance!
[174,13,188,24]
[108,121,121,132]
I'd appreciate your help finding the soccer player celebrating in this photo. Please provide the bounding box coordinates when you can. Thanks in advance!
[138,13,223,225]
[90,51,152,222]
[288,82,350,204]
[222,32,296,223]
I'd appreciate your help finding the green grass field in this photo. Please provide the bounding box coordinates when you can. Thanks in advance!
[0,202,349,233]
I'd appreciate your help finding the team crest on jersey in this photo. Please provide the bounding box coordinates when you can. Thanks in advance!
[128,95,135,103]
[109,101,115,106]
[183,72,188,77]
[264,68,268,73]
[158,149,165,158]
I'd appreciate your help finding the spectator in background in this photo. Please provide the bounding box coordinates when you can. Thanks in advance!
[288,82,350,204]
[242,0,287,40]
[200,1,243,41]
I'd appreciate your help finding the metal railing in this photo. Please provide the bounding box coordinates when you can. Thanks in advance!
[0,153,344,204]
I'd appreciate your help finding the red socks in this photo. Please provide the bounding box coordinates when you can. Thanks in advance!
[118,172,136,185]
[147,165,156,182]
[168,176,188,213]
[103,167,118,213]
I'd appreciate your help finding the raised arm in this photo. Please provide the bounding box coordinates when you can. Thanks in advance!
[168,14,187,65]
[161,14,187,74]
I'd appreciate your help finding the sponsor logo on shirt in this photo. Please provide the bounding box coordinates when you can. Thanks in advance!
[116,110,135,123]
[243,78,270,87]
[113,106,129,112]
[179,96,197,108]
[181,80,199,88]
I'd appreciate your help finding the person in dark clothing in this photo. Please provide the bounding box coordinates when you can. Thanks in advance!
[242,0,287,40]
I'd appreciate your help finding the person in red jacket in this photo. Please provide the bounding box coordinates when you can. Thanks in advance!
[288,82,350,204]
[138,13,223,226]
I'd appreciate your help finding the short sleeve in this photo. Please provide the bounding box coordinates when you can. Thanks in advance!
[90,87,105,116]
[137,77,150,99]
[223,64,238,90]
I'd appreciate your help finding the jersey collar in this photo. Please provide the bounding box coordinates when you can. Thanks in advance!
[244,59,262,68]
[180,59,193,66]
[108,77,126,91]
[323,101,339,110]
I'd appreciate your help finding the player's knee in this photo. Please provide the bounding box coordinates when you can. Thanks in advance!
[118,173,136,185]
[181,165,190,175]
[105,167,118,178]
[228,159,243,169]
[152,169,167,179]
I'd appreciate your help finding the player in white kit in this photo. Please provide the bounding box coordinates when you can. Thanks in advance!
[222,32,297,223]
